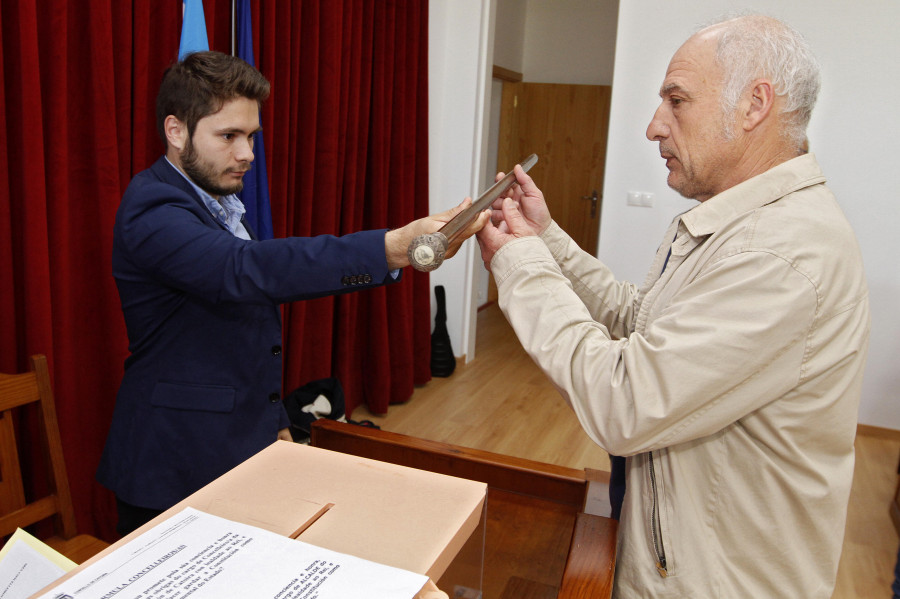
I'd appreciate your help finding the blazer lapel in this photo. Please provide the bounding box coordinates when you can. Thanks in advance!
[149,156,232,234]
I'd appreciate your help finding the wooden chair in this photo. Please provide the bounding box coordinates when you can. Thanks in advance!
[0,354,108,563]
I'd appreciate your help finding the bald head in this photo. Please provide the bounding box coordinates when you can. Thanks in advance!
[646,14,818,201]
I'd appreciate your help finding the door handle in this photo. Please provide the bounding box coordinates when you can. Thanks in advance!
[581,190,599,218]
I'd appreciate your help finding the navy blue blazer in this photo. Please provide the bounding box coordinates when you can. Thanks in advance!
[97,157,397,510]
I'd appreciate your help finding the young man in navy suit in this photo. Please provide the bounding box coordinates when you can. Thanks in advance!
[97,51,487,536]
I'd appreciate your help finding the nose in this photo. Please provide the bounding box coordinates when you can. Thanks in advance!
[235,136,255,163]
[646,103,668,141]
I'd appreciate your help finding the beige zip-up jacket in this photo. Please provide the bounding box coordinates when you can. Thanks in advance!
[490,154,870,598]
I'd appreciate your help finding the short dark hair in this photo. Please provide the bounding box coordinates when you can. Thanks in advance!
[156,51,270,145]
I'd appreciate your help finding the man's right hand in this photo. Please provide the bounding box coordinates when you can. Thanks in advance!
[477,164,552,270]
[384,198,490,270]
[488,164,552,236]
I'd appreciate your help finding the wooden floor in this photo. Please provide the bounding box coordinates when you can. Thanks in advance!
[356,303,899,598]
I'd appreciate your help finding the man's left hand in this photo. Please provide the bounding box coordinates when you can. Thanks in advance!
[476,196,539,270]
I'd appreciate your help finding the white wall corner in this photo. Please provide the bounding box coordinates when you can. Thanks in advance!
[428,0,496,361]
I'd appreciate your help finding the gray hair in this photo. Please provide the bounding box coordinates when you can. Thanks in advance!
[701,14,820,147]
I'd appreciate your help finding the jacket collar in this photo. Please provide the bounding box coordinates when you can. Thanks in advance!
[679,153,827,238]
[150,155,198,195]
[147,156,259,240]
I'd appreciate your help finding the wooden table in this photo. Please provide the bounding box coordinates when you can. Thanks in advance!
[310,420,617,599]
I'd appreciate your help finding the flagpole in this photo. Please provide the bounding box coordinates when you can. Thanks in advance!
[231,0,236,56]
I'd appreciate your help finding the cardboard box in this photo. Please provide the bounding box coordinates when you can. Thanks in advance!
[33,441,486,596]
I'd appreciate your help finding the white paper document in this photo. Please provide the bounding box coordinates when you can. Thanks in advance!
[0,532,70,599]
[37,508,428,599]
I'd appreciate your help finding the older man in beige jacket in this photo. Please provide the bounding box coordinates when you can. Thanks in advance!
[477,14,869,599]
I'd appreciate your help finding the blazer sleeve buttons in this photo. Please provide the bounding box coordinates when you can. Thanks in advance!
[342,274,373,286]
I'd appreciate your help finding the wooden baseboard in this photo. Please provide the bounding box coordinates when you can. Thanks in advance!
[857,423,900,441]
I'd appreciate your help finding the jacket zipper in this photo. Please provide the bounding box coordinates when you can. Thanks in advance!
[649,451,668,577]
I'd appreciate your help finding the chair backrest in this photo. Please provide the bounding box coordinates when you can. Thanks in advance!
[0,354,78,540]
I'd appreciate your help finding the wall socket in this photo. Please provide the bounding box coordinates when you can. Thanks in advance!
[627,191,654,207]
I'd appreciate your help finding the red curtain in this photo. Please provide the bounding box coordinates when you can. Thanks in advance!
[0,0,430,542]
[254,1,432,416]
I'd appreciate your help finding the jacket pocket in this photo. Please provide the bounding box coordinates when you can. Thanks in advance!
[648,449,674,578]
[150,381,236,413]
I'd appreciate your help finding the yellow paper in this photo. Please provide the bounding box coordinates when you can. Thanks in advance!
[0,528,76,572]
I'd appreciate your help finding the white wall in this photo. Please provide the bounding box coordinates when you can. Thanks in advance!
[430,0,900,430]
[477,78,504,309]
[478,0,620,310]
[523,0,619,85]
[601,0,900,429]
[428,0,496,362]
[492,0,526,73]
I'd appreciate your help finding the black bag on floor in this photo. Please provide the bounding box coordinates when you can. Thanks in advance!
[282,378,346,444]
[431,285,456,377]
[282,377,380,443]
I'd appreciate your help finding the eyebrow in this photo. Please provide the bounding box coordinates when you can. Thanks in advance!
[659,83,691,98]
[213,126,263,135]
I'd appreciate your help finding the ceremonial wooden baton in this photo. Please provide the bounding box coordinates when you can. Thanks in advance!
[407,153,538,272]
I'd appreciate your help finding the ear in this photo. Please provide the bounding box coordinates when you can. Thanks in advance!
[164,115,188,153]
[741,79,775,132]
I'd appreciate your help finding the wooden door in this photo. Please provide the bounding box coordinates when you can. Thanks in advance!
[497,82,611,255]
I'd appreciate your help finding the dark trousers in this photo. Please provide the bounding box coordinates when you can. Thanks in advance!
[893,544,900,599]
[609,454,626,520]
[116,496,164,537]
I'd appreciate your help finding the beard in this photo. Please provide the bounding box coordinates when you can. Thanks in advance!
[180,137,246,197]
[659,144,697,199]
[666,158,716,202]
[661,122,733,202]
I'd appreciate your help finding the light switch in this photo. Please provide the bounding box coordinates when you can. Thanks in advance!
[627,191,654,207]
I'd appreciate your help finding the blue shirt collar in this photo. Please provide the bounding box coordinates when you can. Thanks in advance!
[166,156,250,239]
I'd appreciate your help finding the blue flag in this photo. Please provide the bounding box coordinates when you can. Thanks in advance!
[178,0,209,60]
[236,0,274,240]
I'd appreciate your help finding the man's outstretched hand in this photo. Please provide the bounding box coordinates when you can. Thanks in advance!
[384,197,491,270]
